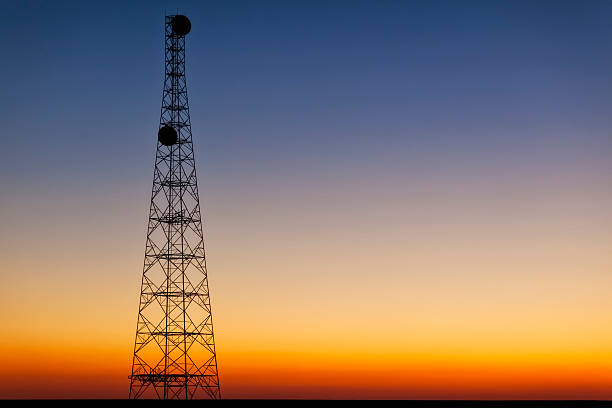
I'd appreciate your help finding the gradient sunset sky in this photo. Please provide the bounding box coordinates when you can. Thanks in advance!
[1,0,612,399]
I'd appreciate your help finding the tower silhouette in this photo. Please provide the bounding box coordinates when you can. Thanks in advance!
[129,15,221,399]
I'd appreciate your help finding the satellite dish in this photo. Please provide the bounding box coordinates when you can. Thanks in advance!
[171,15,191,36]
[158,125,178,146]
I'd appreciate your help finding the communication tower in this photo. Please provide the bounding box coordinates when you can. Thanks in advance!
[129,15,221,399]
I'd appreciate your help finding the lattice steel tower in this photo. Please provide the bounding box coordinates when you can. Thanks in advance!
[129,15,221,399]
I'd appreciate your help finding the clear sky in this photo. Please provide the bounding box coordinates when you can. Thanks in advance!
[1,0,612,399]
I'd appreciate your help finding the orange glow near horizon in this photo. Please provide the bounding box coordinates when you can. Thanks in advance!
[2,340,612,399]
[2,201,612,399]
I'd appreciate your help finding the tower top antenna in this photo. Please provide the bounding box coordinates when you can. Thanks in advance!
[171,15,191,36]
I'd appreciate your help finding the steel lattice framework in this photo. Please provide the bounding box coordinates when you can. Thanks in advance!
[129,15,221,400]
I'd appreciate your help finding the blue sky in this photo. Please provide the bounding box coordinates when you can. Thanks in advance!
[1,0,611,193]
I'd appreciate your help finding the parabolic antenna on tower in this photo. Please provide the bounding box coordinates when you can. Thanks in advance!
[171,15,191,36]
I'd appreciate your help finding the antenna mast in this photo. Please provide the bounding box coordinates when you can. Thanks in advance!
[129,15,221,400]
